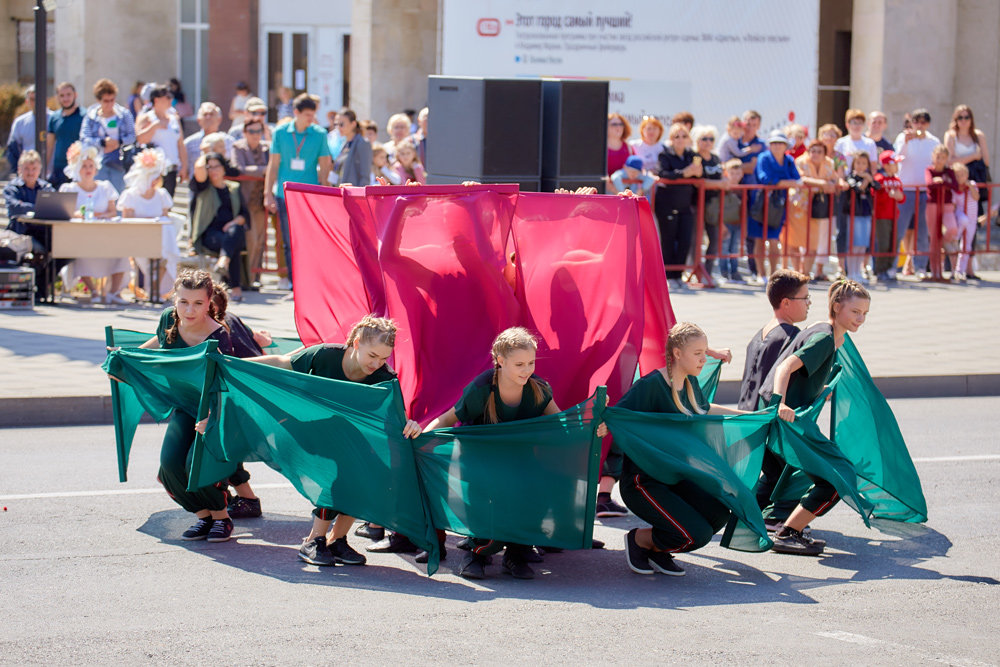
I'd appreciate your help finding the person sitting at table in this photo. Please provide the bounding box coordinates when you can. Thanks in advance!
[2,150,55,302]
[118,147,178,299]
[190,151,248,301]
[59,141,130,305]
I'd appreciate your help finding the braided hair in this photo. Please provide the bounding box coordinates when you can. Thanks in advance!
[165,269,215,344]
[665,322,708,417]
[485,327,545,424]
[210,284,231,332]
[346,314,397,348]
[827,278,870,318]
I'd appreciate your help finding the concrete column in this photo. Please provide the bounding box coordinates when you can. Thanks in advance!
[350,0,438,133]
[953,0,1000,162]
[53,0,177,107]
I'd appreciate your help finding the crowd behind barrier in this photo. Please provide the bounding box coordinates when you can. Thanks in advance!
[4,77,998,305]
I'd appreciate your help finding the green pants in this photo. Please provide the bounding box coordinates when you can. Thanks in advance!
[158,411,229,514]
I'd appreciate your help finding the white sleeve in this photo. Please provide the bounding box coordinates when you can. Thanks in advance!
[117,189,135,211]
[158,188,174,211]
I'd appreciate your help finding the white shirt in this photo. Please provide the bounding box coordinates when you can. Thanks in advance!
[628,139,665,171]
[118,186,173,218]
[144,110,183,168]
[893,131,941,187]
[59,180,119,215]
[834,135,878,172]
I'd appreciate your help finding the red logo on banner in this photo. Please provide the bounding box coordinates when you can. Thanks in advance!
[477,18,501,36]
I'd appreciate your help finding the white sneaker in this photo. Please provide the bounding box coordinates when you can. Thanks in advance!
[277,277,292,291]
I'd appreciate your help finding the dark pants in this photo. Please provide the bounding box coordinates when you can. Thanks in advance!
[601,444,623,481]
[162,168,178,198]
[754,448,840,518]
[873,217,897,275]
[836,208,850,255]
[620,458,730,553]
[201,224,246,289]
[228,463,250,487]
[470,539,532,562]
[16,221,67,300]
[157,411,229,514]
[654,199,695,280]
[312,507,338,521]
[276,197,293,283]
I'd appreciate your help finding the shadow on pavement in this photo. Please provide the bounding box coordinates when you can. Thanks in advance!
[135,509,998,609]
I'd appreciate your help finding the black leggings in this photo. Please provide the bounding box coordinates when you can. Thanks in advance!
[158,411,229,513]
[654,197,695,280]
[620,458,730,553]
[755,449,840,518]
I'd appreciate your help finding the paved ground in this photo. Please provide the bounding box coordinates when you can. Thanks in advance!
[2,271,998,404]
[1,397,997,664]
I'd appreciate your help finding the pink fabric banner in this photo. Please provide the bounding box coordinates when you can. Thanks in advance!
[283,183,673,425]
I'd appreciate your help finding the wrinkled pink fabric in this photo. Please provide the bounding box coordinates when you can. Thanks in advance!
[284,183,673,425]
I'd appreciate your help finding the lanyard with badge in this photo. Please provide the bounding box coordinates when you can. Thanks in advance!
[290,128,307,171]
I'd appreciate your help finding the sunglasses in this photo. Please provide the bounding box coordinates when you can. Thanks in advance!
[699,136,715,141]
[245,128,263,135]
[250,110,267,116]
[608,121,624,127]
[956,115,971,120]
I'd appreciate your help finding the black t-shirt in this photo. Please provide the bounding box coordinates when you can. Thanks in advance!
[289,343,397,384]
[701,154,723,203]
[453,369,553,425]
[738,323,800,411]
[224,313,263,358]
[657,146,698,211]
[760,322,836,409]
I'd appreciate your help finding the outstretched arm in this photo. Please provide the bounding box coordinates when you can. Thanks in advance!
[425,407,459,431]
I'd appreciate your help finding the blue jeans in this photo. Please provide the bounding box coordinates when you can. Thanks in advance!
[276,197,292,283]
[896,189,928,272]
[97,162,125,193]
[201,224,246,289]
[721,223,742,277]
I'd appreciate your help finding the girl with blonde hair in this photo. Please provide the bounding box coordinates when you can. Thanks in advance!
[425,326,561,580]
[608,322,749,576]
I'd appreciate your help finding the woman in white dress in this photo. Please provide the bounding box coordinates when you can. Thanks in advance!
[134,85,187,197]
[59,142,129,304]
[118,148,178,298]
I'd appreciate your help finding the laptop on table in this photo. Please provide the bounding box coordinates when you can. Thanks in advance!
[32,191,78,221]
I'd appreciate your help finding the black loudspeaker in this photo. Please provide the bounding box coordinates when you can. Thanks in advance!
[426,173,541,192]
[541,177,606,194]
[541,80,609,178]
[427,76,542,180]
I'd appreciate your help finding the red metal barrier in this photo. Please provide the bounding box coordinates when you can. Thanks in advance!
[617,177,999,287]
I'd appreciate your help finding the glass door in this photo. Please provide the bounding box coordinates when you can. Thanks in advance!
[261,27,311,123]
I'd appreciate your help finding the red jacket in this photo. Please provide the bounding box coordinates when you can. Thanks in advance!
[874,172,905,220]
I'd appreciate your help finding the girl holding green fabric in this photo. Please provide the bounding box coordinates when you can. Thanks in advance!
[610,322,750,577]
[244,316,422,568]
[425,327,562,581]
[135,269,238,543]
[760,279,871,556]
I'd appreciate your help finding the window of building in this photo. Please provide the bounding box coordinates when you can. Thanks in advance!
[178,0,210,112]
[16,20,54,87]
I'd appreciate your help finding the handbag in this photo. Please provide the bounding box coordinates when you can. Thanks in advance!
[750,189,786,229]
[810,192,830,218]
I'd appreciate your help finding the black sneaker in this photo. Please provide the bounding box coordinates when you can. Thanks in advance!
[354,522,385,541]
[624,528,653,575]
[206,518,234,542]
[366,533,417,553]
[328,537,367,565]
[181,517,213,541]
[458,551,487,580]
[647,550,685,576]
[596,498,629,518]
[298,536,336,566]
[227,496,262,519]
[771,527,824,556]
[501,555,535,579]
[524,547,544,563]
[456,536,475,551]
[415,543,448,564]
[591,538,605,549]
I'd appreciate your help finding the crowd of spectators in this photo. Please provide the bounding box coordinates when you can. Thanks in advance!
[4,77,429,304]
[608,106,996,288]
[3,74,995,305]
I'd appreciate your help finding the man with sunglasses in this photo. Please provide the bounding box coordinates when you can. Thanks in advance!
[892,108,941,278]
[229,97,272,143]
[231,113,270,289]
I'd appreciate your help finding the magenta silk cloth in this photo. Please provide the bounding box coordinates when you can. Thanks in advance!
[284,183,675,425]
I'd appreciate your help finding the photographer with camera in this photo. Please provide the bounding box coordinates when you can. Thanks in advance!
[892,108,941,277]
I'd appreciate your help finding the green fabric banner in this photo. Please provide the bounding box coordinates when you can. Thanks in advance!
[833,335,928,522]
[604,405,775,551]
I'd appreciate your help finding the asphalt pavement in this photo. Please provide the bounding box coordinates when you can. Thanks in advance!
[1,397,998,665]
